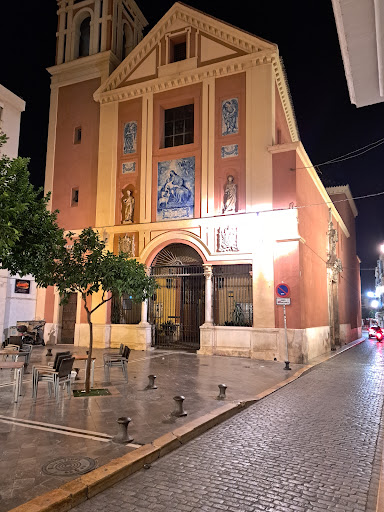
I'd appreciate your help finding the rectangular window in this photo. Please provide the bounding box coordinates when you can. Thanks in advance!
[173,42,186,62]
[74,126,82,144]
[71,187,79,207]
[164,104,194,148]
[0,106,3,122]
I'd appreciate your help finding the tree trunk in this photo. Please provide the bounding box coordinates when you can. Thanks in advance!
[85,309,93,394]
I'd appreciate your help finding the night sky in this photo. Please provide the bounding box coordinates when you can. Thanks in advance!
[1,1,383,292]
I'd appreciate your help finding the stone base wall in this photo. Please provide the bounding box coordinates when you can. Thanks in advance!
[339,323,362,345]
[199,325,334,364]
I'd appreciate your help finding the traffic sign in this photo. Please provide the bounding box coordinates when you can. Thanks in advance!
[276,283,290,297]
[276,298,291,305]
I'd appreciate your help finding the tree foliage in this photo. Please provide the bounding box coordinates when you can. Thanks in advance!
[0,133,65,280]
[52,228,156,392]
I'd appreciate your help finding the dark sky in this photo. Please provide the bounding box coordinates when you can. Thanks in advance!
[1,0,383,292]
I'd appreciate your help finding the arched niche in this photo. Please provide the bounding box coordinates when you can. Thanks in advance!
[72,8,94,60]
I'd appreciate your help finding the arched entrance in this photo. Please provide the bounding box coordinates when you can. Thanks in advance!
[149,243,205,351]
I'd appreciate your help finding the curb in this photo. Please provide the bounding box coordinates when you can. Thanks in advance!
[8,337,366,512]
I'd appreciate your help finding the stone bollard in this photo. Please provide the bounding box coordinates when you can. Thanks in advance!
[46,348,53,357]
[217,384,227,400]
[172,395,187,417]
[147,375,157,389]
[112,416,134,444]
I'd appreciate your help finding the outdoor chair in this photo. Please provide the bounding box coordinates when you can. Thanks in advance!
[104,343,124,356]
[103,345,131,381]
[32,351,71,395]
[17,344,33,365]
[33,356,75,402]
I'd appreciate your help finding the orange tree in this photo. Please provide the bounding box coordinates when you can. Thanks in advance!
[52,228,156,393]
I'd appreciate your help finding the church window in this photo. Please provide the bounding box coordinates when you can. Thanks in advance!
[74,126,82,144]
[167,32,189,64]
[0,106,3,124]
[79,17,91,57]
[164,104,194,148]
[71,188,79,207]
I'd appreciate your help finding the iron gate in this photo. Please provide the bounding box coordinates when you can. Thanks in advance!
[149,265,205,350]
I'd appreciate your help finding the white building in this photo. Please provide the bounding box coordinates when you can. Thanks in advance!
[0,85,37,342]
[331,0,384,107]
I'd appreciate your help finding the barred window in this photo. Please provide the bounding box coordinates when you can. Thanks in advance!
[164,104,194,148]
[212,264,253,327]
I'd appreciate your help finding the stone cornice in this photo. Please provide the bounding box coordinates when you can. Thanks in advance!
[95,50,276,104]
[272,57,300,143]
[326,185,358,218]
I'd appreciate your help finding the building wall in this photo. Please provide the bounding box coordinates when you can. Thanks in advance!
[52,78,100,230]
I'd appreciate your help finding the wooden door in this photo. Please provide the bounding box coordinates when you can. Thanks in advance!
[61,293,77,344]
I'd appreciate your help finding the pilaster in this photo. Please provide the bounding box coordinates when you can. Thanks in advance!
[245,63,274,211]
[140,93,153,223]
[44,86,59,210]
[95,101,119,227]
[201,77,215,217]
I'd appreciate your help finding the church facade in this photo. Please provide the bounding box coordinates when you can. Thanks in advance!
[37,0,362,363]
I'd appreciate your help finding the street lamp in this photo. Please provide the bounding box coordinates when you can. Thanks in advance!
[367,291,375,298]
[371,300,379,309]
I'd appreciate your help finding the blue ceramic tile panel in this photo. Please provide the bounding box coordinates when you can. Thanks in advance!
[157,157,195,221]
[123,121,137,154]
[221,144,238,158]
[221,98,239,136]
[122,162,136,174]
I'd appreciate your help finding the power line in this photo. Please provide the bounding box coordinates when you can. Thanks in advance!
[292,137,384,171]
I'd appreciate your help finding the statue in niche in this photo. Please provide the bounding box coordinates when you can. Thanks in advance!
[118,234,135,257]
[122,189,135,224]
[222,175,237,214]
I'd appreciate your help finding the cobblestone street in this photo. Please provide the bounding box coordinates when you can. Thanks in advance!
[74,338,384,512]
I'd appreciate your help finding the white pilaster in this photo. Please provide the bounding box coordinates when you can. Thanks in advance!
[203,264,213,325]
[44,86,59,210]
[201,77,215,217]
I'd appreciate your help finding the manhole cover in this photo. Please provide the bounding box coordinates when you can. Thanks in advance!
[42,457,97,476]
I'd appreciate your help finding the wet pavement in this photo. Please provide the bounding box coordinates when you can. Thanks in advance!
[0,344,308,511]
[72,335,384,512]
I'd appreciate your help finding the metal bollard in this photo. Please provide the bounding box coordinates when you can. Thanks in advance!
[172,395,187,417]
[217,384,227,399]
[112,416,134,444]
[147,374,157,389]
[46,348,53,357]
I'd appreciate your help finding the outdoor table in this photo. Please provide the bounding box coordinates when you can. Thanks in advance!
[0,361,24,402]
[0,350,19,362]
[73,355,96,388]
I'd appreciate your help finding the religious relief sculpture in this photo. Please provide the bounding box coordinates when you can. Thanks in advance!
[221,98,239,136]
[118,234,135,257]
[122,189,135,224]
[217,226,239,252]
[222,175,237,213]
[123,121,137,154]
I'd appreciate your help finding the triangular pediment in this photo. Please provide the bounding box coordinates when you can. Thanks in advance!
[95,2,276,96]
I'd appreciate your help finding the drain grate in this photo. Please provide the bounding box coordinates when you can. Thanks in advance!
[42,456,97,476]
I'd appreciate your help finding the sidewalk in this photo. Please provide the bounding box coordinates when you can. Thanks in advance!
[0,337,364,511]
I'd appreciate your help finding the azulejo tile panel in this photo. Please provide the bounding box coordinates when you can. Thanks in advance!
[157,156,195,221]
[123,121,137,154]
[221,144,238,159]
[221,98,239,136]
[122,162,136,174]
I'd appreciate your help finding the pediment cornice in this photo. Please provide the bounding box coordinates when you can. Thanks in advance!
[95,2,276,97]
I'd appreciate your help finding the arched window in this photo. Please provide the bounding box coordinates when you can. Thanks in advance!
[79,17,91,57]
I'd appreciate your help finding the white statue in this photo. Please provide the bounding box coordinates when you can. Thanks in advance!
[122,190,135,224]
[223,175,237,213]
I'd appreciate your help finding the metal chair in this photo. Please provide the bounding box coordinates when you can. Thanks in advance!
[33,356,75,402]
[17,344,33,365]
[32,352,71,397]
[103,345,131,381]
[2,345,19,362]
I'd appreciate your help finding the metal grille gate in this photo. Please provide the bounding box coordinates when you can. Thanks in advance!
[149,265,205,350]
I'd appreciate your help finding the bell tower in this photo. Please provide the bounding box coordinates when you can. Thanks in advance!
[55,0,148,65]
[45,0,148,230]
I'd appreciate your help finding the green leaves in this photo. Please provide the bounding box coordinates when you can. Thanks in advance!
[0,133,65,279]
[53,228,156,311]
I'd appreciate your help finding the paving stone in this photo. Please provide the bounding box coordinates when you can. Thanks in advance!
[72,339,384,512]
